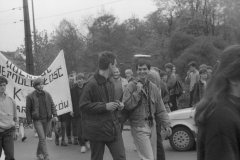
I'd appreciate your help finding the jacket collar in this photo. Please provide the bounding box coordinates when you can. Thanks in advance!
[94,72,109,85]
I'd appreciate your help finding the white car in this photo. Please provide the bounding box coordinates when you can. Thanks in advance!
[168,107,197,151]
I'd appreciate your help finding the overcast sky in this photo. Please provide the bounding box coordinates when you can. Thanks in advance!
[0,0,157,51]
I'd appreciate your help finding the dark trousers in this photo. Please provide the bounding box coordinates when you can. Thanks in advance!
[0,127,15,160]
[55,121,66,142]
[156,125,165,160]
[72,116,86,146]
[189,90,194,107]
[169,94,178,111]
[89,133,126,160]
[65,115,72,138]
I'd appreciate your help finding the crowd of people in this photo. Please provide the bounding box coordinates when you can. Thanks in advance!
[0,45,240,160]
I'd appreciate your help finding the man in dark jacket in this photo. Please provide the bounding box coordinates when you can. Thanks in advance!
[26,77,58,160]
[80,51,126,160]
[70,73,88,153]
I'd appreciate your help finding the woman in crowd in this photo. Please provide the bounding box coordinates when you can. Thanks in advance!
[195,45,240,160]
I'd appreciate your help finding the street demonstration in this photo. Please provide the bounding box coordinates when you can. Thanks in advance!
[1,0,240,160]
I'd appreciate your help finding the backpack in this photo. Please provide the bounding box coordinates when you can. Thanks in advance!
[174,80,183,98]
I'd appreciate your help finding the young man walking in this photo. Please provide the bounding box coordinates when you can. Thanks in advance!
[185,61,200,107]
[26,77,58,160]
[0,76,17,160]
[71,73,88,153]
[80,51,126,160]
[123,59,171,160]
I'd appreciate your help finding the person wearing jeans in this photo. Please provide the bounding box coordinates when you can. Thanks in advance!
[26,77,58,160]
[123,59,171,160]
[0,76,17,160]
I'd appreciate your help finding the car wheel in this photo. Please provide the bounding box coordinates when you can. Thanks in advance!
[169,126,195,151]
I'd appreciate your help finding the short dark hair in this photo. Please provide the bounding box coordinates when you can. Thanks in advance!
[188,61,197,68]
[0,76,8,84]
[98,51,116,70]
[135,59,151,70]
[164,63,174,70]
[199,68,208,75]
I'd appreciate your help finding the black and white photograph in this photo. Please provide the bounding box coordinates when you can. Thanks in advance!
[0,0,240,160]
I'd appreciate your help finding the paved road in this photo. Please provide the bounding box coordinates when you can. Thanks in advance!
[1,128,196,160]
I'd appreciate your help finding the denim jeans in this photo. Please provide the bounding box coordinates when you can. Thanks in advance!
[33,119,50,159]
[0,127,15,160]
[131,123,157,160]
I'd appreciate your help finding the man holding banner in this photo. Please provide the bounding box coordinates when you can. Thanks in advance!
[26,77,58,160]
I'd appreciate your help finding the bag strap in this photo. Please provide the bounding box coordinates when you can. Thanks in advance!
[147,81,153,127]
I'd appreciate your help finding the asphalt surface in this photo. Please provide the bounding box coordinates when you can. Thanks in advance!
[1,128,196,160]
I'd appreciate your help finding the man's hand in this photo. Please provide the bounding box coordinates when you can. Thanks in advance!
[165,127,172,137]
[53,116,58,122]
[70,111,74,117]
[136,82,143,93]
[116,100,124,110]
[106,102,119,111]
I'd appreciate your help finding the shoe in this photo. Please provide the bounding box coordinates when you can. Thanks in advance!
[46,137,52,141]
[80,146,87,153]
[73,138,78,145]
[86,141,90,149]
[44,156,50,160]
[22,136,27,142]
[61,141,68,146]
[55,139,59,146]
[35,133,38,138]
[36,154,44,160]
[68,138,72,144]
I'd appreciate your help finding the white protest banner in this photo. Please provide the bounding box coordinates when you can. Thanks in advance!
[0,50,73,117]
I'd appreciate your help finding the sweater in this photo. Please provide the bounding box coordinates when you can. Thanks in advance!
[197,95,240,160]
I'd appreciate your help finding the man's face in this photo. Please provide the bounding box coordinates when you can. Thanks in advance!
[189,66,195,72]
[125,72,132,80]
[200,73,208,80]
[0,83,6,94]
[77,78,84,86]
[69,77,74,86]
[207,69,213,75]
[137,64,149,80]
[162,75,168,82]
[165,68,171,74]
[35,83,44,91]
[113,69,120,79]
[109,59,117,75]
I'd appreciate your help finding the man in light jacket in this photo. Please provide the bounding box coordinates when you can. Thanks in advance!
[0,76,17,160]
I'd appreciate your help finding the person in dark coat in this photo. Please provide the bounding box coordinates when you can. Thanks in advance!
[70,73,88,153]
[79,51,126,160]
[26,77,58,160]
[192,68,208,106]
[195,45,240,160]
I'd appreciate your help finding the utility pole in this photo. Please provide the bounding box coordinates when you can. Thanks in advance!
[31,0,37,56]
[23,0,34,74]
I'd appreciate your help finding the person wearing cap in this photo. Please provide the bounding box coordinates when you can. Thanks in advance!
[26,77,58,160]
[70,73,89,153]
[185,61,200,107]
[0,76,17,160]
